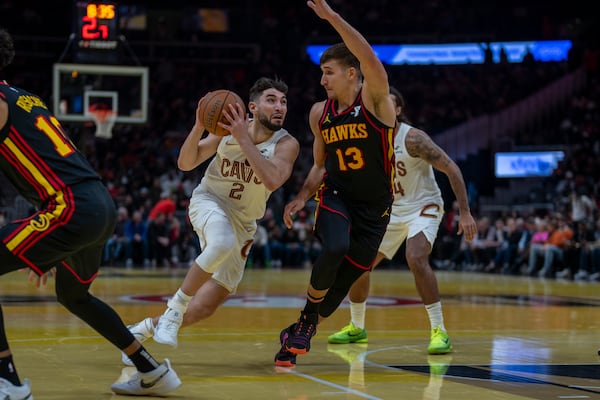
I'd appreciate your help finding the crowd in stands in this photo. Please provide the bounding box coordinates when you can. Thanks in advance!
[1,1,599,280]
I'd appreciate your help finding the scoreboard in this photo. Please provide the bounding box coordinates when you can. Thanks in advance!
[74,1,119,63]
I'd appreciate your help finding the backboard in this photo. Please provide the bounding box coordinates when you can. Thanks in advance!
[52,63,149,123]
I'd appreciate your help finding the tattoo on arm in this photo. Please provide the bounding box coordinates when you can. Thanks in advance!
[406,130,442,162]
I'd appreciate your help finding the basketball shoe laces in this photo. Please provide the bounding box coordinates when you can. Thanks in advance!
[292,313,316,347]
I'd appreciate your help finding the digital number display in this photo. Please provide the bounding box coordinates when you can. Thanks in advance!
[75,1,118,51]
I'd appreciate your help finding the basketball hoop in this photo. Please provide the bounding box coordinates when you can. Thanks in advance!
[89,108,117,139]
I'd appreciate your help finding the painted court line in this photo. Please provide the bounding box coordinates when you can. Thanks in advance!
[288,369,383,400]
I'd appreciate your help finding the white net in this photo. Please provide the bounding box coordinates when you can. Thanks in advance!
[90,110,117,139]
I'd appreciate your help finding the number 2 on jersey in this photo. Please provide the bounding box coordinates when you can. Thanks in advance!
[229,182,244,200]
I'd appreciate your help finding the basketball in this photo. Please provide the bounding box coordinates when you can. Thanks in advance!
[198,90,246,136]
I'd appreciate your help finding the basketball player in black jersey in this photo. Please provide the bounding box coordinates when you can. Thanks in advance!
[0,28,180,398]
[275,0,397,367]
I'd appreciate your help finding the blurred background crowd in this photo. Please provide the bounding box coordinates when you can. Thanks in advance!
[0,0,599,280]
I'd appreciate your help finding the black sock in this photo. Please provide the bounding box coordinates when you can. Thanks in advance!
[0,355,21,385]
[127,346,160,373]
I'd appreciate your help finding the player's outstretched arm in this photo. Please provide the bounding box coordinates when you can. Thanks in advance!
[307,0,392,123]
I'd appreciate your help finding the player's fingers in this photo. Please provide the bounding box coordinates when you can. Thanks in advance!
[28,271,41,288]
[227,103,240,118]
[463,226,476,242]
[235,103,246,117]
[220,106,238,124]
[283,214,293,229]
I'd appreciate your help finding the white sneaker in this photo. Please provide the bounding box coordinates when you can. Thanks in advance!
[0,377,33,400]
[121,317,156,366]
[556,268,571,279]
[574,270,589,281]
[154,309,183,347]
[111,358,181,396]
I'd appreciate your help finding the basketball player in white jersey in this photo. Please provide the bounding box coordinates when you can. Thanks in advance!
[121,77,299,361]
[328,87,477,355]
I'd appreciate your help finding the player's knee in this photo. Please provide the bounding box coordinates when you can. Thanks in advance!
[195,239,235,273]
[310,267,337,290]
[406,254,431,274]
[319,240,348,266]
[56,289,89,310]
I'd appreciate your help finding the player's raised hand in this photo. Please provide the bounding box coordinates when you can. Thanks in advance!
[307,0,336,20]
[219,103,249,141]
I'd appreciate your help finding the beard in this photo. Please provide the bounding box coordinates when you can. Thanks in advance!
[257,112,283,132]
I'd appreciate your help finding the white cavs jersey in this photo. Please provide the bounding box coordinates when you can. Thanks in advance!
[392,122,443,216]
[193,129,290,222]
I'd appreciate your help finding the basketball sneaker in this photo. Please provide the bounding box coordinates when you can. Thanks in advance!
[274,323,297,368]
[111,358,181,396]
[327,321,368,344]
[427,327,453,355]
[153,309,183,348]
[286,312,318,355]
[121,317,155,366]
[0,378,33,400]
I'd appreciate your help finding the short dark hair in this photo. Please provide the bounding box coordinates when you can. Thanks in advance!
[390,86,410,123]
[249,77,288,102]
[0,29,15,72]
[320,43,361,76]
[389,86,405,109]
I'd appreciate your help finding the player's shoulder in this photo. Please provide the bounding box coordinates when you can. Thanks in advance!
[404,123,428,139]
[310,100,327,114]
[275,128,300,146]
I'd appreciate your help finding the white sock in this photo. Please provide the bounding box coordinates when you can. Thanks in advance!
[425,301,445,331]
[166,288,192,314]
[350,300,366,329]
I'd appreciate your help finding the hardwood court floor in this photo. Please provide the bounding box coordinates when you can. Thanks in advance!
[1,267,600,399]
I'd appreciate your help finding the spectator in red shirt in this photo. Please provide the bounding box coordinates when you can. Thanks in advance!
[148,195,176,220]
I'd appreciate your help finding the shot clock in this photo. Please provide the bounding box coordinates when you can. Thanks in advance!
[74,1,119,63]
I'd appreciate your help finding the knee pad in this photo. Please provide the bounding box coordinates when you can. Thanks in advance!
[195,235,235,273]
[310,239,349,290]
[56,289,92,315]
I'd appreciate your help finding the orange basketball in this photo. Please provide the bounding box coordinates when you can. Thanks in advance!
[198,89,246,136]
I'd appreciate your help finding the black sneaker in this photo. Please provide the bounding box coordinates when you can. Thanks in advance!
[274,323,297,367]
[286,312,318,355]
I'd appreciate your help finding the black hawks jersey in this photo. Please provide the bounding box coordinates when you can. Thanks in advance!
[0,81,100,208]
[318,91,395,203]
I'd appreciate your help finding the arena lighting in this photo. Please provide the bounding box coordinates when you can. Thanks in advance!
[306,40,572,65]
